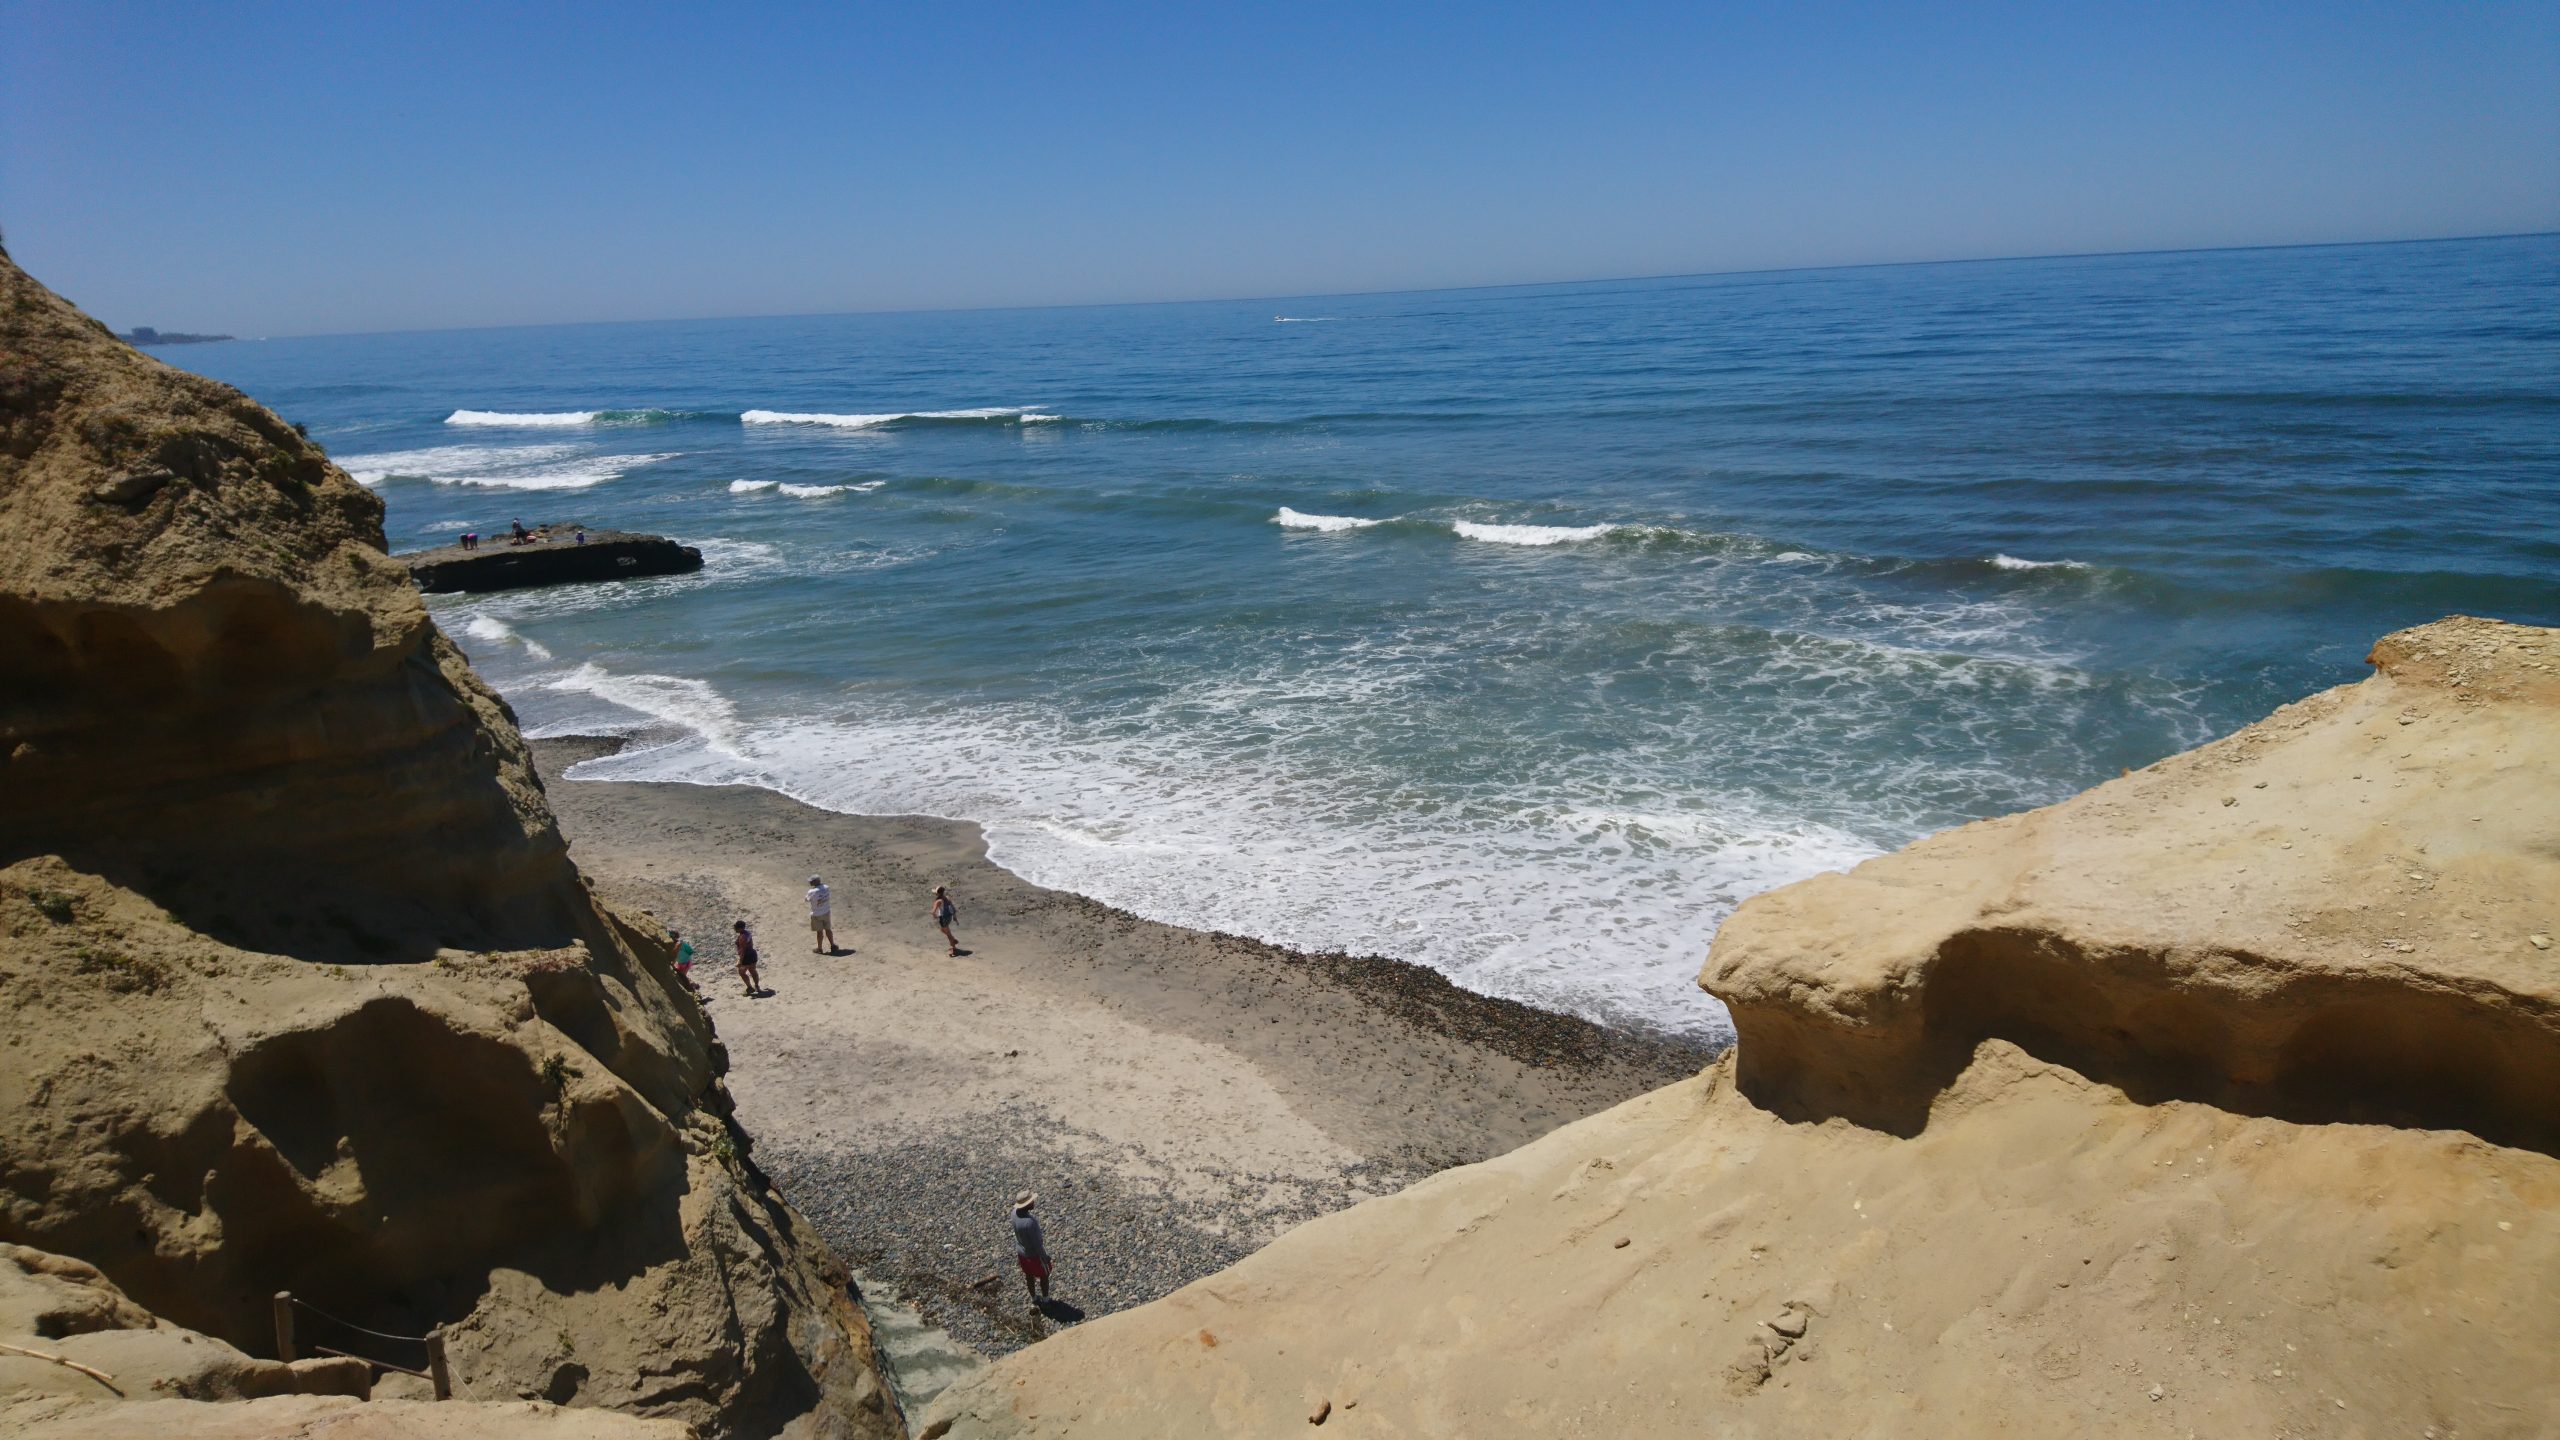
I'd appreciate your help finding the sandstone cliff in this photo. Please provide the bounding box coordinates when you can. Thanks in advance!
[0,248,902,1438]
[923,617,2560,1438]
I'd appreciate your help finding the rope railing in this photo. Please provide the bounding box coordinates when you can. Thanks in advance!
[272,1292,452,1400]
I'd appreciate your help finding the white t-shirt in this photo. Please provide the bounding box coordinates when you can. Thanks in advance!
[807,883,831,917]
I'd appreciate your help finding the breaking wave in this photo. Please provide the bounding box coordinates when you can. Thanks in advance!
[742,407,1058,430]
[446,408,704,427]
[338,443,676,491]
[1273,507,1387,531]
[1451,520,1619,546]
[446,410,601,427]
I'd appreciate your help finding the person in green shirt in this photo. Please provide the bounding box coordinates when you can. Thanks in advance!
[671,928,702,997]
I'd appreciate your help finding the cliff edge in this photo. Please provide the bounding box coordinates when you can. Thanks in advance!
[922,618,2559,1438]
[0,249,902,1437]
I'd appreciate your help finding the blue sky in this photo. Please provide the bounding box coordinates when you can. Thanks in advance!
[5,1,2554,335]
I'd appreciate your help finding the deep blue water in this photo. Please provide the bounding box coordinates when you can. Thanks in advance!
[171,235,2560,1036]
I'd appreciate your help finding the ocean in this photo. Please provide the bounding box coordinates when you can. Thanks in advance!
[168,235,2560,1039]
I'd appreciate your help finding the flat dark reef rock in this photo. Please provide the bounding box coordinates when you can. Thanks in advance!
[401,526,704,594]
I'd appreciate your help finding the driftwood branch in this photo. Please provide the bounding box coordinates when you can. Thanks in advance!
[0,1339,119,1388]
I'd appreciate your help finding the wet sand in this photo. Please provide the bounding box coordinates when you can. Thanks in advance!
[534,737,1717,1368]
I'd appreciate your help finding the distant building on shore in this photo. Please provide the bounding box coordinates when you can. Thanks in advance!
[122,325,233,346]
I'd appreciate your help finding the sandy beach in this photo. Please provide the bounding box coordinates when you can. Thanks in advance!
[532,738,1716,1377]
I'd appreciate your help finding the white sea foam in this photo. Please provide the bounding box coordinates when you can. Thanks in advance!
[687,537,784,572]
[536,654,1920,1038]
[1989,553,2088,571]
[1273,316,1338,323]
[741,407,1047,429]
[338,443,674,491]
[1451,520,1618,546]
[446,409,601,427]
[459,612,553,661]
[731,479,882,497]
[1273,507,1386,532]
[547,663,745,748]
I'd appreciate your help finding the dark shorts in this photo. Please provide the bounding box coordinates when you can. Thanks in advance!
[1016,1254,1051,1280]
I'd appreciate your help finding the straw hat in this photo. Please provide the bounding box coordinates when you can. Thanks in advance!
[1015,1191,1037,1211]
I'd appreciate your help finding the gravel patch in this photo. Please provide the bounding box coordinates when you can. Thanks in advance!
[762,1119,1430,1361]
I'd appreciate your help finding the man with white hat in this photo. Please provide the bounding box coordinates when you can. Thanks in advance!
[806,875,835,955]
[1012,1191,1053,1301]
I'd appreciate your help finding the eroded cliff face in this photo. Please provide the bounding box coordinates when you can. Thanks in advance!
[922,618,2560,1439]
[0,246,582,960]
[0,249,902,1438]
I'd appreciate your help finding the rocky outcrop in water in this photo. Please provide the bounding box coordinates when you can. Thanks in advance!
[0,247,901,1438]
[921,616,2560,1438]
[403,530,704,595]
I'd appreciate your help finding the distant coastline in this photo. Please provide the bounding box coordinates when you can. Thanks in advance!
[121,325,232,346]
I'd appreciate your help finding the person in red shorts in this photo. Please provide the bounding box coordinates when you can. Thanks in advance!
[1011,1191,1052,1301]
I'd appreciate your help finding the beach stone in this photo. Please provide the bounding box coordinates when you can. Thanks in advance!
[1309,1397,1331,1424]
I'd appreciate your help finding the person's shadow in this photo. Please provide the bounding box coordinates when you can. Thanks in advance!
[1033,1297,1083,1323]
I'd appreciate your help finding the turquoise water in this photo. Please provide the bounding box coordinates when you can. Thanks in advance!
[174,236,2560,1037]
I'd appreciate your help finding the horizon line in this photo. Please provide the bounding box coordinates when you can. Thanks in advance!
[163,228,2560,344]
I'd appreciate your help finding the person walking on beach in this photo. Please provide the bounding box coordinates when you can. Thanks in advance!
[732,919,764,997]
[931,885,960,956]
[1012,1192,1053,1301]
[807,875,836,954]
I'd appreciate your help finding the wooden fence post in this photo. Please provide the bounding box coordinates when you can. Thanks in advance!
[425,1329,452,1400]
[272,1292,295,1363]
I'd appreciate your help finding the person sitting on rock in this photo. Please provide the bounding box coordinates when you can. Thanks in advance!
[732,919,764,997]
[1012,1192,1053,1302]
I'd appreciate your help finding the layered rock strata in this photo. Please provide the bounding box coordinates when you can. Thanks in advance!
[0,248,900,1438]
[922,617,2560,1438]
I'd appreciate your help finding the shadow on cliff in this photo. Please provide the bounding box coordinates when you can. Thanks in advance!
[38,992,693,1351]
[1730,927,2560,1158]
[0,608,602,964]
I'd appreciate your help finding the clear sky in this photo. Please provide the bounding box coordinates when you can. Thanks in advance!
[5,1,2554,336]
